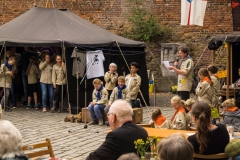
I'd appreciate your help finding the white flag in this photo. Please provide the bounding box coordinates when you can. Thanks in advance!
[181,0,207,26]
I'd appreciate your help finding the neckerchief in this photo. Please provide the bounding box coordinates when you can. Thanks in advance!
[96,85,103,100]
[226,106,238,112]
[154,115,167,126]
[201,76,213,85]
[177,55,192,69]
[171,106,186,122]
[5,61,12,71]
[213,74,219,80]
[117,84,126,99]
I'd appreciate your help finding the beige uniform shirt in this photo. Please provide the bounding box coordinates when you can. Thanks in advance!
[12,53,21,76]
[92,87,108,105]
[0,64,12,88]
[125,73,141,100]
[108,86,130,105]
[27,64,40,84]
[211,75,220,106]
[39,61,53,84]
[177,58,194,92]
[104,71,118,90]
[52,64,66,85]
[170,112,187,130]
[196,81,213,105]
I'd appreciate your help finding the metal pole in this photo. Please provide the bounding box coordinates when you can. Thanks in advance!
[76,73,79,115]
[85,78,87,123]
[61,43,65,113]
[3,46,6,111]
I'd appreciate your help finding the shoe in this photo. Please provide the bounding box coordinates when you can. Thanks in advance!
[88,120,98,125]
[21,101,27,105]
[98,118,103,126]
[5,107,12,112]
[51,101,57,112]
[35,104,39,110]
[105,121,109,126]
[12,106,17,109]
[42,108,47,112]
[26,104,31,109]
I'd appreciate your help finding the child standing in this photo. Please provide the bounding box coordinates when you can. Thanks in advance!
[104,63,118,97]
[125,62,141,108]
[0,56,15,111]
[26,56,40,110]
[196,68,213,105]
[207,65,220,107]
[88,79,108,126]
[149,107,169,128]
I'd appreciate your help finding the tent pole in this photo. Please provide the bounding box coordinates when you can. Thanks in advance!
[3,45,6,111]
[115,41,150,112]
[226,43,230,99]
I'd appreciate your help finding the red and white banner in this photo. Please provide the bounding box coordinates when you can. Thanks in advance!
[181,0,207,26]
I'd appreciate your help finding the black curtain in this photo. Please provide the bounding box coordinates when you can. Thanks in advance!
[65,47,149,109]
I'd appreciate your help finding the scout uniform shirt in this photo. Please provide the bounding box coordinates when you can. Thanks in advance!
[125,73,141,100]
[92,87,108,105]
[27,64,40,84]
[104,71,118,90]
[177,56,194,92]
[39,61,53,84]
[0,64,12,88]
[196,81,213,105]
[52,64,67,85]
[170,107,187,130]
[108,86,130,105]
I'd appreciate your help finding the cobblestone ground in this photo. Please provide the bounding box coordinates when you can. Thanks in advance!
[2,93,175,160]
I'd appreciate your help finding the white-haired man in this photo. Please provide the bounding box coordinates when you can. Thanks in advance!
[0,120,28,160]
[86,100,148,160]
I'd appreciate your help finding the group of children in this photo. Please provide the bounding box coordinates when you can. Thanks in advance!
[87,62,141,126]
[0,50,66,113]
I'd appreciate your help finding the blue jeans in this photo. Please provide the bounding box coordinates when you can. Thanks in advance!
[40,83,53,108]
[21,70,28,102]
[88,104,105,120]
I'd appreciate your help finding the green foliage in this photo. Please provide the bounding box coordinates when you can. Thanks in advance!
[124,0,172,42]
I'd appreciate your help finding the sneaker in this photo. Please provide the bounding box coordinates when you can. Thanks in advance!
[88,120,98,125]
[35,104,38,110]
[21,101,27,105]
[98,118,103,126]
[12,106,17,109]
[26,104,31,110]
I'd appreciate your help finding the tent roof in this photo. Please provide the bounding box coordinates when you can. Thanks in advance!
[208,32,240,50]
[0,7,145,47]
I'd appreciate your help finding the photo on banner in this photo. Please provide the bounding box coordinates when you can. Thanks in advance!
[232,0,240,31]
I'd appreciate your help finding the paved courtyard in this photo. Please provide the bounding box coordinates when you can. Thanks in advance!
[2,93,175,160]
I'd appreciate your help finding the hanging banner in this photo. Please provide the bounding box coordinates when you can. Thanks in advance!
[232,0,240,31]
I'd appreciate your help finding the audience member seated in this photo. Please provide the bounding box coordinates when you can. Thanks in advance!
[88,78,108,126]
[185,98,196,127]
[222,98,240,132]
[157,133,194,160]
[169,96,187,130]
[188,101,229,154]
[149,107,169,128]
[0,120,28,160]
[234,67,240,108]
[117,153,140,160]
[86,100,148,160]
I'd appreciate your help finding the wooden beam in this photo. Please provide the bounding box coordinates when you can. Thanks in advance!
[226,43,230,99]
[212,50,215,64]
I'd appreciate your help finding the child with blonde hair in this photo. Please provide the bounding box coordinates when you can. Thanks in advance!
[149,107,169,128]
[170,96,187,130]
[88,78,108,126]
[222,98,240,131]
[104,63,118,96]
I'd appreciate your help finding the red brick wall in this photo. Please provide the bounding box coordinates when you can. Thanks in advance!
[0,0,233,87]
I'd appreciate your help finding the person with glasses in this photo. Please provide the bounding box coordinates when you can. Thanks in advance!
[86,100,148,160]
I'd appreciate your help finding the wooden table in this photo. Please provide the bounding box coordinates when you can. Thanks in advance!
[143,127,195,138]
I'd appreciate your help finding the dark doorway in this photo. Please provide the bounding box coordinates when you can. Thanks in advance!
[232,42,240,83]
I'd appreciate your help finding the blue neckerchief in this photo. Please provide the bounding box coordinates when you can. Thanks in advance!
[117,84,126,99]
[96,85,103,100]
[5,61,12,71]
[177,55,192,69]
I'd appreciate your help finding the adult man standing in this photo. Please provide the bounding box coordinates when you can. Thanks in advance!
[168,45,194,100]
[86,100,148,160]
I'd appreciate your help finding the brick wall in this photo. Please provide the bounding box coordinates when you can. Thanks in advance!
[0,0,233,91]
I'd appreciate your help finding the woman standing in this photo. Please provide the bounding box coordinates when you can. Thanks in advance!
[52,55,66,112]
[188,101,229,154]
[39,52,54,112]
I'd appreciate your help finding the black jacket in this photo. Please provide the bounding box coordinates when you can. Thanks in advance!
[86,121,148,160]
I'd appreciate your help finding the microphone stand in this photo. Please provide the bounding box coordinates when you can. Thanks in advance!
[79,57,96,129]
